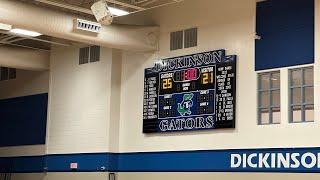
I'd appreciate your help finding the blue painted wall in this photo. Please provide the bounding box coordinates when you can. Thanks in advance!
[255,0,314,70]
[45,153,110,172]
[2,147,320,173]
[0,93,48,147]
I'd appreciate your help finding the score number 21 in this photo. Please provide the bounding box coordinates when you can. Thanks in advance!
[202,72,214,84]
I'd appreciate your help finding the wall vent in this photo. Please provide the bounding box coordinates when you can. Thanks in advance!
[170,30,183,51]
[75,19,102,33]
[170,27,198,51]
[0,67,16,81]
[0,67,8,81]
[9,68,16,79]
[90,46,100,63]
[184,27,198,48]
[79,47,90,65]
[79,46,101,65]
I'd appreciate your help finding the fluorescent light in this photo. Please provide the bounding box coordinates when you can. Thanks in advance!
[0,23,12,31]
[10,28,42,37]
[108,7,129,16]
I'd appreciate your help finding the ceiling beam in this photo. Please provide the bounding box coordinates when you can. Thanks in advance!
[105,0,145,10]
[7,37,27,43]
[0,41,49,51]
[34,0,145,15]
[34,0,93,14]
[0,31,72,46]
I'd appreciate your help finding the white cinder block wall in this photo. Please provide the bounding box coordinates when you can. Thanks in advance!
[47,45,118,154]
[0,69,49,180]
[116,0,320,179]
[0,69,49,100]
[118,0,320,154]
[42,46,121,180]
[119,0,259,153]
[4,0,320,180]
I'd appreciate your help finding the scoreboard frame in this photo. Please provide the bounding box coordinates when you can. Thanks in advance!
[143,50,237,133]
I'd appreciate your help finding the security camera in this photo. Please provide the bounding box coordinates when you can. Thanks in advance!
[91,0,114,25]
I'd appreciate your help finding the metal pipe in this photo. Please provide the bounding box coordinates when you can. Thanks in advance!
[0,0,159,51]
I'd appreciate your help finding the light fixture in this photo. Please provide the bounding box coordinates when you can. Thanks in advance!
[10,28,42,37]
[108,7,129,16]
[0,23,12,31]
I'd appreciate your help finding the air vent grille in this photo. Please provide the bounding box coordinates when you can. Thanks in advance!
[79,46,101,65]
[170,27,198,51]
[0,67,16,81]
[9,68,16,79]
[184,28,198,48]
[90,46,100,63]
[79,47,90,65]
[0,67,8,81]
[75,19,102,33]
[170,31,183,51]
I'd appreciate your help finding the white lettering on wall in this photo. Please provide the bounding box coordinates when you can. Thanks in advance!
[230,152,320,169]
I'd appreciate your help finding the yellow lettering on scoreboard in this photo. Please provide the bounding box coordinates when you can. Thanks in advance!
[162,78,173,89]
[202,72,214,85]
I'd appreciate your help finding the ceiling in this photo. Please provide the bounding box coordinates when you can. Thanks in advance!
[0,32,73,51]
[2,0,181,51]
[18,0,181,19]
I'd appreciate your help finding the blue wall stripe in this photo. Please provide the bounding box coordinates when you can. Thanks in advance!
[2,147,320,173]
[255,0,314,70]
[45,153,110,172]
[0,156,43,173]
[0,93,48,147]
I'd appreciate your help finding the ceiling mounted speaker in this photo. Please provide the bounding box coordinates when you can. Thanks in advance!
[91,0,114,25]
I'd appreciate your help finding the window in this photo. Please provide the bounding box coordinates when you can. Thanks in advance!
[258,71,281,124]
[289,67,314,123]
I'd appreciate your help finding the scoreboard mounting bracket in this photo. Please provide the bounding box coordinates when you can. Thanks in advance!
[143,50,237,133]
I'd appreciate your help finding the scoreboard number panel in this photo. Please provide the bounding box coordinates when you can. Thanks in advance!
[143,50,236,133]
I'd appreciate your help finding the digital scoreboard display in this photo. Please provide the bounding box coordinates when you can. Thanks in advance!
[143,50,236,133]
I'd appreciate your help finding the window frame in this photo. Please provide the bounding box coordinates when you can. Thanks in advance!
[289,66,314,123]
[257,71,281,125]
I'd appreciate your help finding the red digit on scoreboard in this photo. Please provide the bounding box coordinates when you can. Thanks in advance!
[186,68,197,81]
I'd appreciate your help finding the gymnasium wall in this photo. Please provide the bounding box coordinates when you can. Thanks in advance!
[0,70,48,180]
[116,0,320,179]
[0,69,49,157]
[120,0,258,153]
[3,0,320,179]
[47,45,118,154]
[28,45,122,180]
[0,69,48,100]
[119,0,319,153]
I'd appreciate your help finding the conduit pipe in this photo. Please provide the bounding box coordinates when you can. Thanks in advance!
[0,0,159,51]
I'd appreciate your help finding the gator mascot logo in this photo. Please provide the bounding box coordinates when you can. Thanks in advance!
[177,93,194,116]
